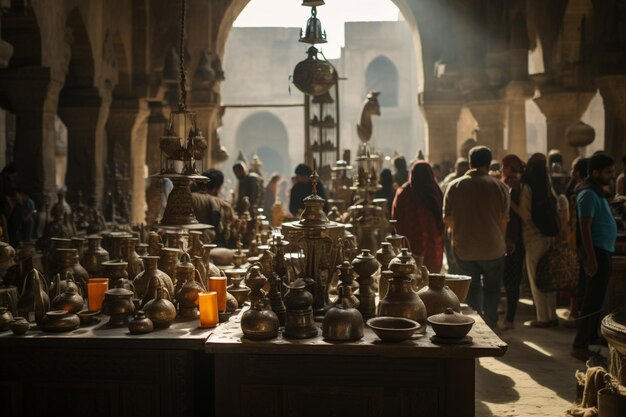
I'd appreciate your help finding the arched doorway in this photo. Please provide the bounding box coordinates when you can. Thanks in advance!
[235,112,290,178]
[365,55,399,107]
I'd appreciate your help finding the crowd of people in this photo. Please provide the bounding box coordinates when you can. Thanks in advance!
[384,146,619,362]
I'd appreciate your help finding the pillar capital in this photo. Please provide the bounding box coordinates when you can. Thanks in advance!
[597,75,626,118]
[503,80,535,102]
[419,97,463,164]
[468,99,507,129]
[534,90,594,166]
[533,90,594,123]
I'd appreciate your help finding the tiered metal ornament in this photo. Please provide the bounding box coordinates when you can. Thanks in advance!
[155,0,211,233]
[282,171,344,316]
[347,147,383,252]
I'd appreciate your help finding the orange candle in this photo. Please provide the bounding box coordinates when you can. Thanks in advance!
[209,277,227,312]
[87,278,109,311]
[199,291,218,328]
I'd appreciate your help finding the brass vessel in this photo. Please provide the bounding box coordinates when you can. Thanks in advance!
[51,286,84,314]
[9,317,29,335]
[48,271,80,300]
[17,268,50,324]
[351,249,379,320]
[417,273,461,317]
[82,235,110,277]
[241,266,279,340]
[282,171,345,316]
[323,262,364,342]
[128,310,154,334]
[0,306,13,331]
[176,270,204,319]
[56,248,89,296]
[226,268,250,307]
[40,310,80,333]
[101,280,135,326]
[134,256,174,302]
[377,266,427,331]
[121,237,144,280]
[283,278,318,339]
[159,247,180,284]
[144,286,177,329]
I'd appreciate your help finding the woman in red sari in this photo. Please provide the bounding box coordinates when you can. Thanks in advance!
[391,160,444,273]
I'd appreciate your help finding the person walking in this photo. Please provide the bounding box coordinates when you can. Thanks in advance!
[443,146,510,329]
[571,153,616,361]
[518,154,561,328]
[392,161,444,273]
[500,154,525,330]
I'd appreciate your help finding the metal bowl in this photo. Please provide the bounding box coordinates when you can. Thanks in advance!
[366,316,420,342]
[444,274,472,303]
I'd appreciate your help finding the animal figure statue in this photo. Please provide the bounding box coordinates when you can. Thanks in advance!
[356,91,381,144]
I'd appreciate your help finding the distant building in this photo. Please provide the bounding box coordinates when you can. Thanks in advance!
[221,20,424,179]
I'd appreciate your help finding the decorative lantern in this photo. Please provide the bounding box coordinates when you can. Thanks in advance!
[292,46,336,96]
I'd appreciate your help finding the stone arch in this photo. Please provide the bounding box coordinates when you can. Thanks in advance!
[1,4,42,68]
[365,55,399,107]
[112,30,132,96]
[235,111,290,178]
[216,0,424,91]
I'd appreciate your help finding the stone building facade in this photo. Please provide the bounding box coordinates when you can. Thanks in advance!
[0,0,625,223]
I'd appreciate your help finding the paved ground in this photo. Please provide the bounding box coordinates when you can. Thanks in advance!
[475,300,590,417]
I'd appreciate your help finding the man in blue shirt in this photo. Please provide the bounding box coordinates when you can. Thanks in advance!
[572,153,616,361]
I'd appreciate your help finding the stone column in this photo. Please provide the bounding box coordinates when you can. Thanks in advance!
[107,98,144,222]
[57,86,111,206]
[469,99,507,159]
[534,91,594,167]
[597,76,626,158]
[0,66,61,198]
[504,81,534,158]
[145,100,166,225]
[419,98,462,165]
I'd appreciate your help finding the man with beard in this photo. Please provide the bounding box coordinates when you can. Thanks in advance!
[571,153,616,361]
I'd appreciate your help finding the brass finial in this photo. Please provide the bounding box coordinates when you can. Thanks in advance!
[311,170,319,196]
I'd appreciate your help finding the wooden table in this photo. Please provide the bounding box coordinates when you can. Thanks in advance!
[0,316,214,417]
[206,313,507,417]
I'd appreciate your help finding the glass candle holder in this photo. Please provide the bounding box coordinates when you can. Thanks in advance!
[209,276,227,313]
[87,278,109,311]
[199,291,218,328]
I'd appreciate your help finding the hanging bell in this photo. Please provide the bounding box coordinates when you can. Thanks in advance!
[292,46,336,96]
[300,7,327,45]
[194,50,215,82]
[302,1,325,6]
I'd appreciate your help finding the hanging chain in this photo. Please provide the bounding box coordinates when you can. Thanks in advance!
[178,0,187,111]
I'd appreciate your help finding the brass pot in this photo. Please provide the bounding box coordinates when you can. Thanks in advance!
[9,317,29,335]
[101,281,135,326]
[241,307,279,340]
[176,270,204,319]
[143,286,176,329]
[427,307,474,339]
[83,235,110,277]
[128,310,154,334]
[102,261,135,294]
[48,271,80,300]
[121,237,144,280]
[56,248,89,297]
[202,244,222,277]
[51,286,84,314]
[40,310,80,333]
[134,256,173,300]
[226,269,250,307]
[377,270,427,330]
[0,306,13,331]
[417,274,461,317]
[323,301,364,342]
[159,248,179,283]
